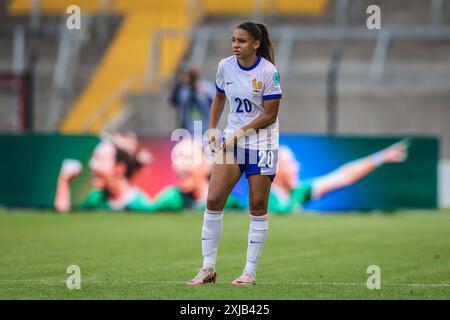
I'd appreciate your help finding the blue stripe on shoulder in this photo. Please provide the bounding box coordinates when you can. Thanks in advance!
[263,94,282,101]
[216,83,225,94]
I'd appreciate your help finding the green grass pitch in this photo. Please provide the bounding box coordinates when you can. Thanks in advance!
[1,209,449,299]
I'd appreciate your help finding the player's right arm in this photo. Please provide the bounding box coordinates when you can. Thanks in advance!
[209,91,226,130]
[208,59,227,152]
[207,92,226,152]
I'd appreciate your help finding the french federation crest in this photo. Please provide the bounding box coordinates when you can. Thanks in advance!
[252,79,263,93]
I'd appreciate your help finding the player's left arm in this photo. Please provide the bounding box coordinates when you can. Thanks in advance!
[311,140,409,199]
[221,99,280,149]
[243,98,280,131]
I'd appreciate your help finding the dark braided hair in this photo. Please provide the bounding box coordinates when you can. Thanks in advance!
[236,22,275,64]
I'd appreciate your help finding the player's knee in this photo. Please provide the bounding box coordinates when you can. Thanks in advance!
[207,194,225,211]
[249,200,267,216]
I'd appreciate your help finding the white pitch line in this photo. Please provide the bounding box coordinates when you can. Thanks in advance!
[1,280,450,288]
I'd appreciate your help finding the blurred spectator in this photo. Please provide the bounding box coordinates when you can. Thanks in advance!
[170,67,215,133]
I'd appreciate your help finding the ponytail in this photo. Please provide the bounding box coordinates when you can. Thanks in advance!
[256,23,274,64]
[236,22,275,64]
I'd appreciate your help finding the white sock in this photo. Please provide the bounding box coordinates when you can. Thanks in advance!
[244,214,269,276]
[202,209,223,270]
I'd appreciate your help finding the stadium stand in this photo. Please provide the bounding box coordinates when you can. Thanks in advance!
[7,0,195,132]
[1,0,450,163]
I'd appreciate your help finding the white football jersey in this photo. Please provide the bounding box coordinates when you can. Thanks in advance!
[215,55,282,150]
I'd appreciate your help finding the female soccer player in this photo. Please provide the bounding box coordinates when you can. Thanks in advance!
[187,22,282,286]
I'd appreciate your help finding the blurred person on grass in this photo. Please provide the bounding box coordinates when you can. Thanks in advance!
[269,140,410,213]
[54,135,242,212]
[54,132,154,212]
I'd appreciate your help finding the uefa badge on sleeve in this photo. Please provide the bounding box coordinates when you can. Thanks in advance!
[272,72,280,86]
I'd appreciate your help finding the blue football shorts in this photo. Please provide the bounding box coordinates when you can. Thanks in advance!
[233,146,278,181]
[217,135,278,181]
